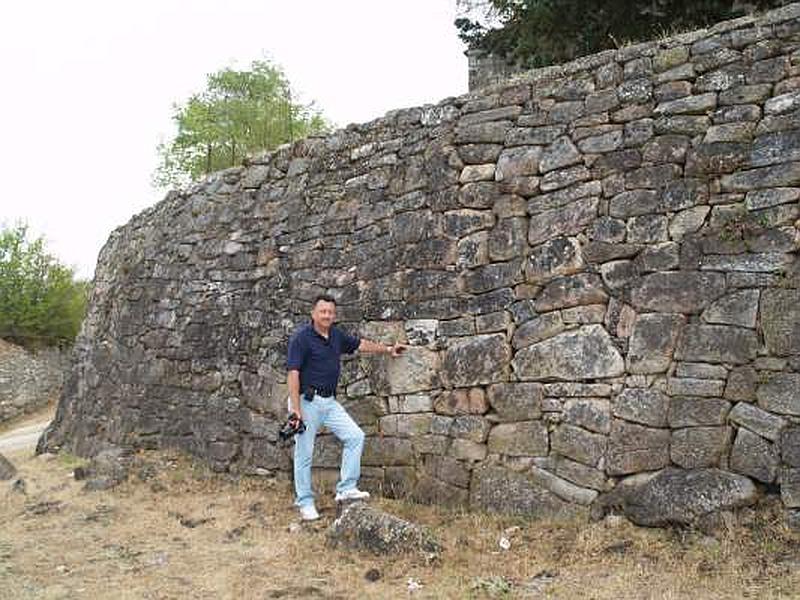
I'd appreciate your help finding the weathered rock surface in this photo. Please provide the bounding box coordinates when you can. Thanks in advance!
[627,314,685,374]
[757,373,800,416]
[327,501,441,555]
[730,428,780,483]
[622,468,758,527]
[74,445,132,491]
[0,452,17,480]
[512,325,624,381]
[629,272,726,313]
[470,465,583,517]
[443,334,511,387]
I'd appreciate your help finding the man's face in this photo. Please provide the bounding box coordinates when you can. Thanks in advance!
[311,300,336,330]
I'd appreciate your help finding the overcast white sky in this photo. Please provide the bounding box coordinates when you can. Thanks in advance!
[0,1,468,279]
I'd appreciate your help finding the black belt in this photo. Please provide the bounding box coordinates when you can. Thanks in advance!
[303,386,335,399]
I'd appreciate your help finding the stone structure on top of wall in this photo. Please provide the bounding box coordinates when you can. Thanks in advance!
[40,4,800,524]
[467,48,520,92]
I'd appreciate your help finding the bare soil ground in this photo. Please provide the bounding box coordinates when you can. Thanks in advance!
[2,437,800,599]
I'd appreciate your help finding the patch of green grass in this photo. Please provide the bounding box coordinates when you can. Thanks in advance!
[57,451,88,470]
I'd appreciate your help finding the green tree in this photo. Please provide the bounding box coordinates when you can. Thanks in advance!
[154,59,330,189]
[0,223,88,348]
[456,1,789,68]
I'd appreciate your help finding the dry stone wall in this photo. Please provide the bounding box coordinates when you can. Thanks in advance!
[0,340,68,424]
[41,5,800,521]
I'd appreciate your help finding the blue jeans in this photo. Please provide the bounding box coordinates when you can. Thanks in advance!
[292,394,365,507]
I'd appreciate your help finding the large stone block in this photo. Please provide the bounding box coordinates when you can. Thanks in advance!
[671,426,732,469]
[489,217,528,261]
[511,312,565,349]
[525,237,584,283]
[512,325,624,381]
[434,388,489,416]
[725,365,758,401]
[627,313,686,374]
[534,273,608,312]
[487,421,549,456]
[731,427,779,483]
[486,382,544,421]
[720,161,800,191]
[450,416,492,443]
[461,260,523,294]
[540,165,591,193]
[751,129,800,168]
[551,423,607,467]
[630,272,726,313]
[379,414,433,437]
[540,137,582,173]
[328,502,441,556]
[528,197,598,246]
[700,253,792,273]
[667,377,726,397]
[606,420,670,476]
[701,289,760,328]
[761,289,800,356]
[447,438,487,463]
[675,325,759,364]
[469,465,581,517]
[363,437,414,466]
[757,373,800,416]
[443,209,495,238]
[382,347,441,395]
[613,388,669,427]
[540,455,608,491]
[622,468,757,527]
[563,398,611,434]
[413,475,470,508]
[528,466,599,505]
[442,334,511,387]
[669,396,731,427]
[728,402,786,442]
[421,455,471,489]
[495,146,542,181]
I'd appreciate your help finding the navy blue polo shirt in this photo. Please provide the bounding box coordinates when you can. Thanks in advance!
[286,322,361,394]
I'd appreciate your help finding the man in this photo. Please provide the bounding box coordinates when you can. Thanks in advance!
[286,294,405,521]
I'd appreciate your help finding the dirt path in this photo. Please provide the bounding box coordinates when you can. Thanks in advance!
[0,407,54,453]
[0,419,51,454]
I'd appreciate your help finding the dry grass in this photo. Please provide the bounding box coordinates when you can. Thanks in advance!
[2,446,800,599]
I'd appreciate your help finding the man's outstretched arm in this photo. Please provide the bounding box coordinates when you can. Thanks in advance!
[358,339,407,357]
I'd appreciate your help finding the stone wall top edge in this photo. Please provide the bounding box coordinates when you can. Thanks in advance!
[157,3,800,203]
[104,1,800,263]
[474,1,800,95]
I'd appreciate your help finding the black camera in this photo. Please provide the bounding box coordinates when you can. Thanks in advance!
[279,412,306,441]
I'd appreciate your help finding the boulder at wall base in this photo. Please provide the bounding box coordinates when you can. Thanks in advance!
[621,468,758,527]
[327,501,441,556]
[73,444,132,491]
[470,464,585,518]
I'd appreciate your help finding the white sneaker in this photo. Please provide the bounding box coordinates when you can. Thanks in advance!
[299,504,320,521]
[335,488,370,502]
